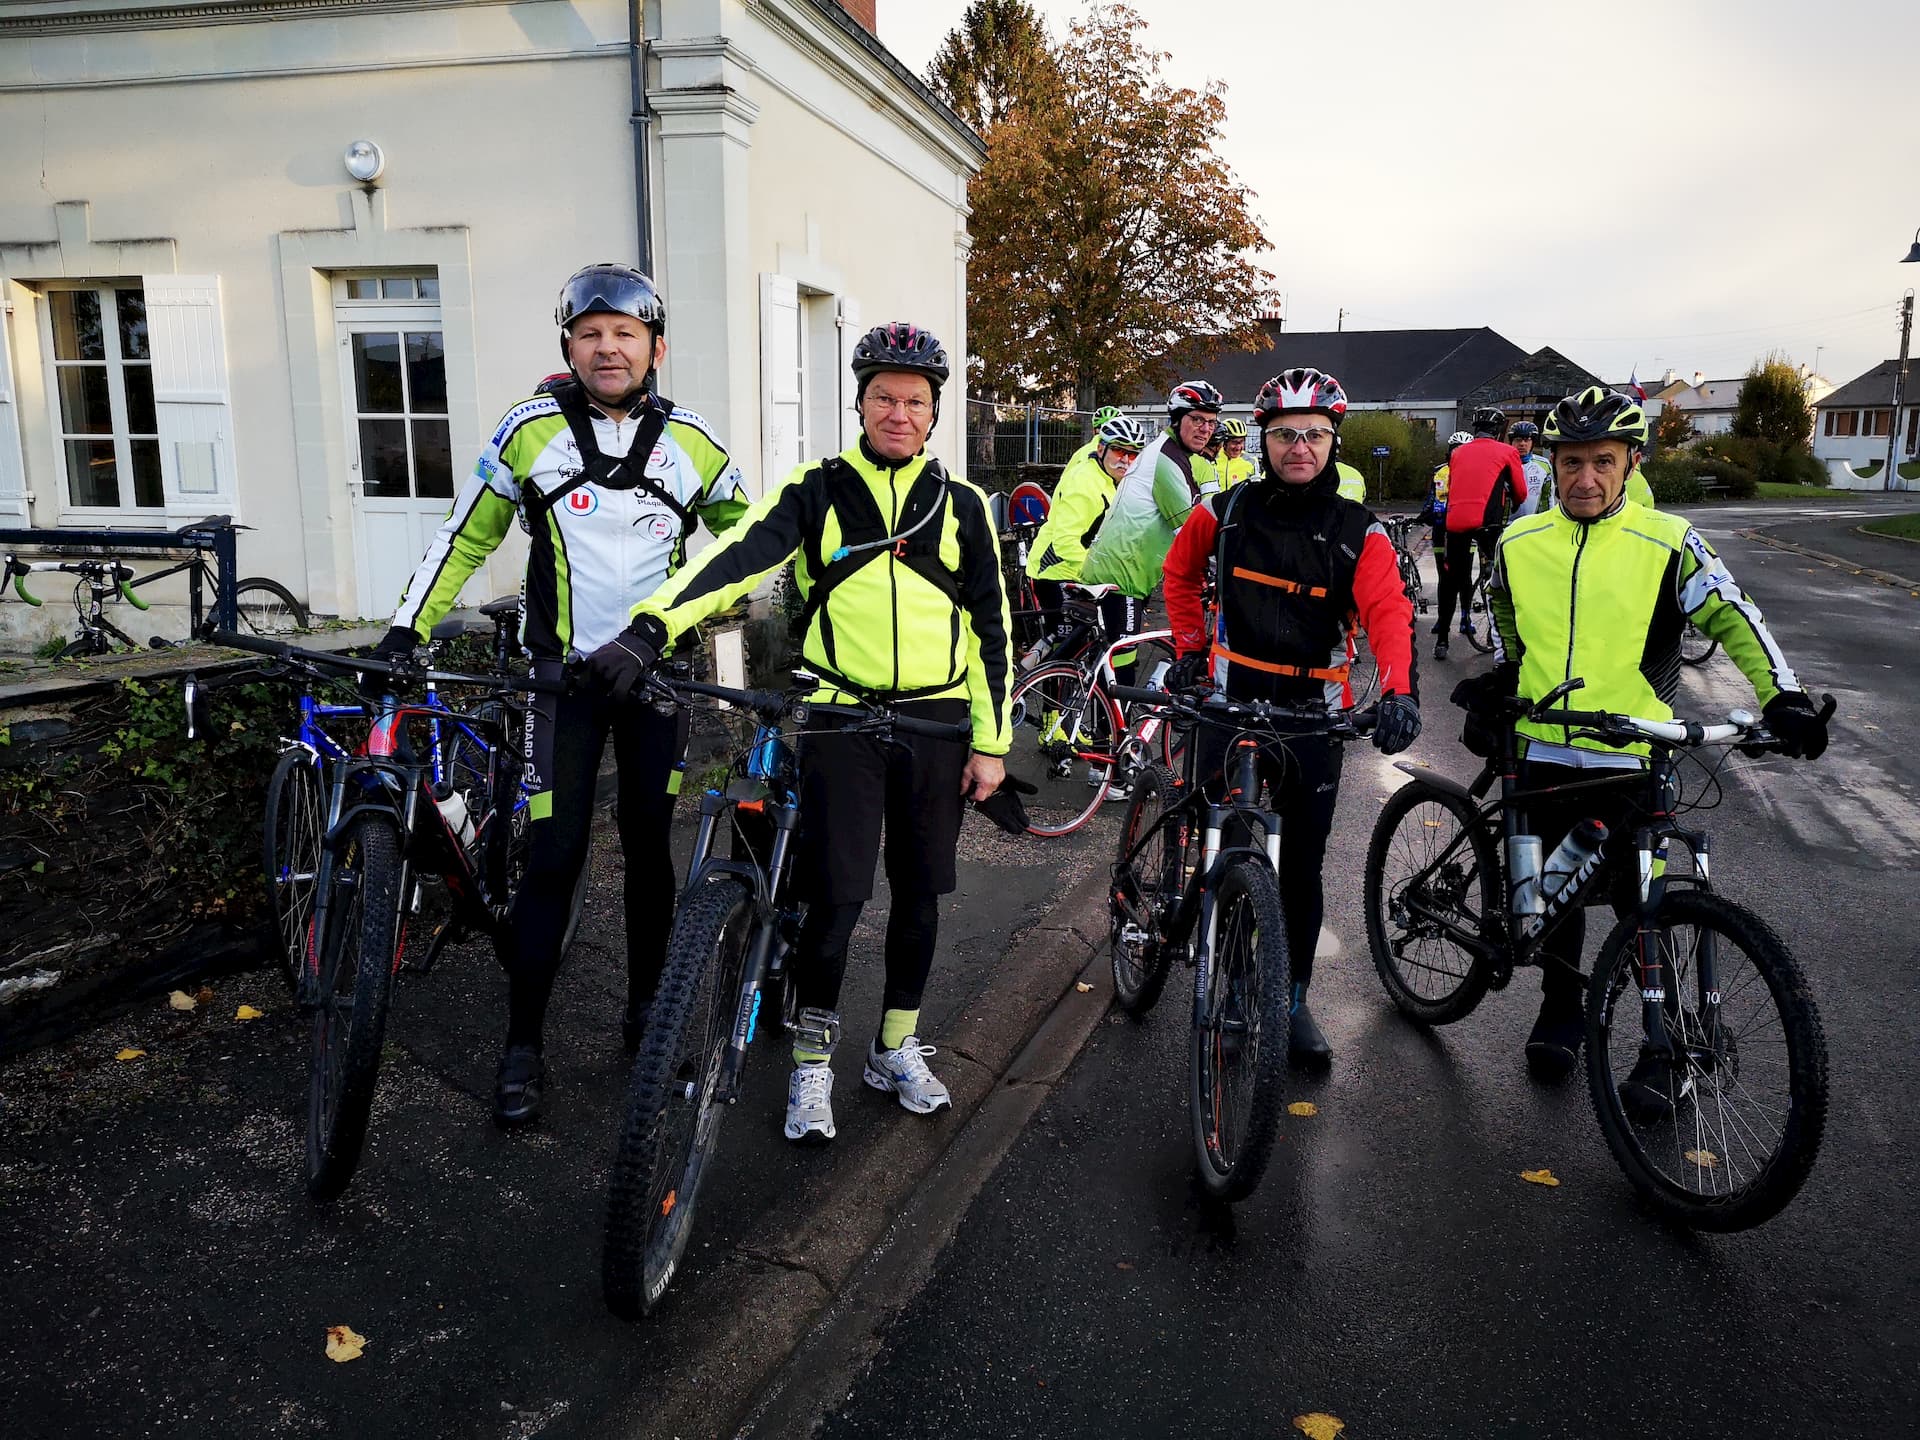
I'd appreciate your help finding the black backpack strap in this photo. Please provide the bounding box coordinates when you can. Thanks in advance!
[526,380,687,530]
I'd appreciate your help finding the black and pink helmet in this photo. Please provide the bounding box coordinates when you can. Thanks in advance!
[851,322,951,390]
[1253,367,1350,426]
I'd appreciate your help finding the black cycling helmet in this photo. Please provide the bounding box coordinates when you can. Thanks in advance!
[851,322,950,391]
[1470,406,1507,437]
[1510,421,1540,441]
[1168,381,1225,424]
[555,263,665,357]
[1543,386,1649,448]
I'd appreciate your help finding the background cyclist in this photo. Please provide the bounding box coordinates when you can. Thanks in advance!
[1433,406,1527,659]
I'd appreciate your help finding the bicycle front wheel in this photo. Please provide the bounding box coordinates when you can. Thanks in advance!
[1005,662,1124,837]
[263,748,325,989]
[603,876,756,1319]
[1189,857,1290,1202]
[233,578,309,636]
[1680,622,1720,668]
[1111,764,1183,1016]
[1364,782,1497,1024]
[1464,574,1495,653]
[306,814,404,1202]
[1586,890,1828,1231]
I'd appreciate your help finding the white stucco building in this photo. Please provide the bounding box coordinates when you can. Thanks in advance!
[0,0,981,640]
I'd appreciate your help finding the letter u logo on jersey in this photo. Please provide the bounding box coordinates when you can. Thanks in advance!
[565,488,599,517]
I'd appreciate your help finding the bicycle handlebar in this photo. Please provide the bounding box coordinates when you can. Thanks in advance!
[3,555,149,609]
[1506,676,1836,752]
[1108,683,1377,738]
[642,669,973,743]
[208,629,565,697]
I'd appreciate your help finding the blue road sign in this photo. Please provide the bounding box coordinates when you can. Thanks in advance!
[1371,445,1391,457]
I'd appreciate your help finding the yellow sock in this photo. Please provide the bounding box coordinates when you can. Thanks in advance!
[879,1008,918,1051]
[793,1044,830,1066]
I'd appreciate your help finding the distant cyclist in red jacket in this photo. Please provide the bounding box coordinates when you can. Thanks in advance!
[1162,367,1420,1068]
[1434,406,1528,658]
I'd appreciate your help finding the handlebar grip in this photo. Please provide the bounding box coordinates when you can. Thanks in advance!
[11,568,40,607]
[1107,683,1184,707]
[890,713,973,742]
[118,570,151,611]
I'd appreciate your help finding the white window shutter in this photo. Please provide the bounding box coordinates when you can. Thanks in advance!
[0,298,28,525]
[759,273,802,491]
[836,295,862,450]
[142,274,238,515]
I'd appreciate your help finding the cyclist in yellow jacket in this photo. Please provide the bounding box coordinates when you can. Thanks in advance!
[1217,417,1256,487]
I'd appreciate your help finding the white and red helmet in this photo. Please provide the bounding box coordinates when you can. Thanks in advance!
[1167,380,1225,423]
[1253,367,1349,427]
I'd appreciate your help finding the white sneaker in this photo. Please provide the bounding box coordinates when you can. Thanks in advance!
[784,1061,836,1144]
[863,1037,953,1114]
[1104,781,1132,804]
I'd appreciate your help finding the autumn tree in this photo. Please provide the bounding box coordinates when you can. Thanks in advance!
[926,0,1057,134]
[953,4,1274,420]
[1733,352,1814,448]
[1652,400,1695,451]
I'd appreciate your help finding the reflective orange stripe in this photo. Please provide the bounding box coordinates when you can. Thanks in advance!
[1212,643,1348,682]
[1230,565,1327,598]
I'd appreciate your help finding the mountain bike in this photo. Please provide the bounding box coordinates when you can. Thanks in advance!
[1382,515,1430,616]
[191,631,562,1202]
[1362,676,1833,1230]
[5,515,305,655]
[601,671,970,1319]
[1107,683,1373,1202]
[1005,596,1181,836]
[998,481,1052,658]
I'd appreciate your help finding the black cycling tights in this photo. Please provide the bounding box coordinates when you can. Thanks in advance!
[504,660,688,1050]
[1436,529,1497,634]
[792,891,941,1018]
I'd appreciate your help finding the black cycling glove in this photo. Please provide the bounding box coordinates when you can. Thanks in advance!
[1166,653,1211,694]
[585,616,668,703]
[1372,693,1422,755]
[1452,664,1518,760]
[372,626,420,662]
[1762,691,1832,761]
[974,774,1038,836]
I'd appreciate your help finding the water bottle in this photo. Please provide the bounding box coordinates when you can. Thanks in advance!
[1541,819,1609,903]
[1146,659,1171,691]
[435,789,476,848]
[1506,834,1544,915]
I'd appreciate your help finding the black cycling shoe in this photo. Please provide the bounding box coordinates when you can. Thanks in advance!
[493,1044,547,1127]
[1524,993,1584,1080]
[1619,1048,1678,1123]
[1288,987,1332,1070]
[1433,636,1450,660]
[621,1004,650,1055]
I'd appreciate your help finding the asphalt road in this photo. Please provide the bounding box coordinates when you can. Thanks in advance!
[809,501,1920,1439]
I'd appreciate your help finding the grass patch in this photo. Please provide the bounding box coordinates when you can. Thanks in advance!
[1751,482,1844,499]
[1861,512,1920,542]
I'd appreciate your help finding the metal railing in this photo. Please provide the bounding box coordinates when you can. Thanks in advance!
[964,397,1110,491]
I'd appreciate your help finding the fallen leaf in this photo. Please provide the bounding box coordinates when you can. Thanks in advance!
[114,1048,145,1062]
[1074,981,1093,993]
[1295,1414,1346,1440]
[235,1005,264,1021]
[1685,1149,1720,1169]
[325,1324,366,1363]
[1287,1101,1318,1117]
[1520,1168,1561,1187]
[168,990,196,1012]
[1115,1261,1134,1271]
[195,986,216,1005]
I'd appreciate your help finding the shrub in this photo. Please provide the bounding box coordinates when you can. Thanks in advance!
[1640,455,1703,504]
[1334,412,1442,502]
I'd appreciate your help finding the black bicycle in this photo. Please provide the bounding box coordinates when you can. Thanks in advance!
[1107,684,1372,1202]
[192,632,561,1202]
[601,671,970,1319]
[1382,514,1430,616]
[1363,677,1833,1230]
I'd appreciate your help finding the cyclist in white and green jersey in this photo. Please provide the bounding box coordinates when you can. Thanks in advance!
[373,262,748,1127]
[1078,380,1221,598]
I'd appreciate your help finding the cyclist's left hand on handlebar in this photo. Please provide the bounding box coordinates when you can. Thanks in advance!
[371,625,420,663]
[1166,652,1210,693]
[1372,693,1421,755]
[1762,690,1834,761]
[584,617,666,703]
[960,751,1005,804]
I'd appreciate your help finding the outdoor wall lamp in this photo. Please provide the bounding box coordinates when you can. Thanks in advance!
[1902,226,1920,264]
[343,140,387,186]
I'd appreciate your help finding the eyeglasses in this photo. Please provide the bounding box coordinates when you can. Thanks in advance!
[1264,425,1336,448]
[864,394,932,418]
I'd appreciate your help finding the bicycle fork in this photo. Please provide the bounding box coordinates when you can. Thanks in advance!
[716,805,800,1106]
[1632,827,1717,1065]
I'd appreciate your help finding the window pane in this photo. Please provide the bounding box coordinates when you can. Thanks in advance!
[417,273,440,300]
[406,332,447,414]
[359,417,411,497]
[412,418,453,498]
[347,277,380,300]
[123,364,157,435]
[382,277,417,300]
[130,438,164,507]
[351,332,405,412]
[57,365,115,435]
[66,438,119,507]
[51,289,106,361]
[117,290,150,361]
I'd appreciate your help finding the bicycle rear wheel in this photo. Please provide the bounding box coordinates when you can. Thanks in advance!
[233,578,309,636]
[1005,662,1124,837]
[306,814,403,1202]
[1680,621,1719,668]
[1189,857,1290,1202]
[603,876,756,1319]
[1464,572,1495,653]
[1586,890,1827,1231]
[263,748,325,989]
[1111,764,1183,1016]
[1364,783,1497,1024]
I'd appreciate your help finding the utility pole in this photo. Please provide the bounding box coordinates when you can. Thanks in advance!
[1884,290,1912,493]
[1337,307,1346,333]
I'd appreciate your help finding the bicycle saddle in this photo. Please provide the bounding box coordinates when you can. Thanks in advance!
[479,596,523,620]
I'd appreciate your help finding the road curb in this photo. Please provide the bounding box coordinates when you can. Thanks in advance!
[633,846,1118,1440]
[1737,526,1920,593]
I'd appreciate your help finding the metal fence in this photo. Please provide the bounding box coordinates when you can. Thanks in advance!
[963,397,1105,492]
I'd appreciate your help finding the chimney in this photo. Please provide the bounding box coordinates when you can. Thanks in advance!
[1692,371,1705,388]
[1662,368,1677,384]
[837,0,879,35]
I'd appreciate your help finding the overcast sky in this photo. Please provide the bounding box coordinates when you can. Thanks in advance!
[880,0,1920,389]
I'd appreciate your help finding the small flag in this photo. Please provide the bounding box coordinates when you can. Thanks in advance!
[1628,369,1646,402]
